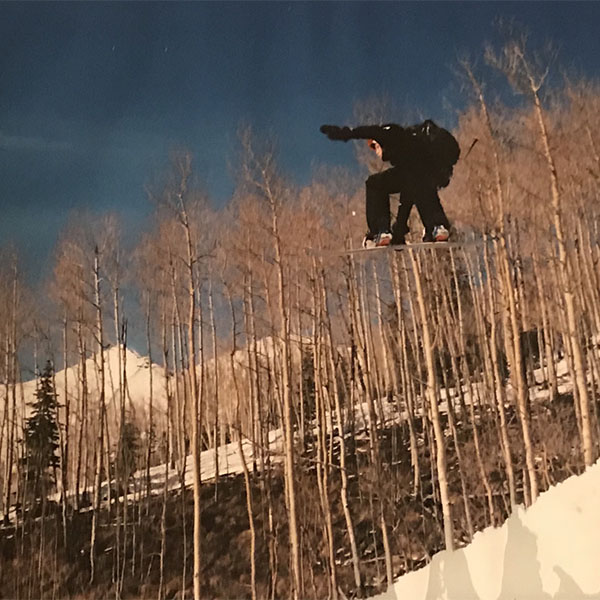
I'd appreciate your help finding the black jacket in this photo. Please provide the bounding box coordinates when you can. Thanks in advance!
[320,120,459,183]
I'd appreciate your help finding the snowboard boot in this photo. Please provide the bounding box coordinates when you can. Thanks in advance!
[423,225,450,243]
[363,231,392,249]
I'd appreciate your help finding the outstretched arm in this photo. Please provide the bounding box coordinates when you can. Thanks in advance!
[320,123,402,144]
[319,125,353,141]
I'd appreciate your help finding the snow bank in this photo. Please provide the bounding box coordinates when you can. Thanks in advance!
[376,461,600,600]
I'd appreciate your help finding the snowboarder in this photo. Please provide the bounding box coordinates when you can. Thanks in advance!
[320,120,460,248]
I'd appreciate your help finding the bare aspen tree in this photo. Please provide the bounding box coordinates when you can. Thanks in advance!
[169,253,188,480]
[371,262,393,399]
[317,263,363,596]
[461,59,537,503]
[501,238,539,504]
[310,261,338,600]
[2,258,20,526]
[532,257,558,402]
[171,153,203,600]
[239,256,278,595]
[224,281,258,600]
[389,258,421,495]
[346,256,394,586]
[59,313,69,548]
[90,245,107,584]
[75,318,88,510]
[239,128,302,599]
[487,36,595,467]
[158,301,172,600]
[140,198,193,597]
[405,250,454,550]
[448,249,495,525]
[479,239,518,508]
[208,278,220,498]
[145,293,155,500]
[431,263,475,536]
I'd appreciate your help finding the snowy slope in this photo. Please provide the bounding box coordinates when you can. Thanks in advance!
[375,461,600,600]
[123,427,284,500]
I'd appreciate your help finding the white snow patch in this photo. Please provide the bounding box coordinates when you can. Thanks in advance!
[374,461,600,600]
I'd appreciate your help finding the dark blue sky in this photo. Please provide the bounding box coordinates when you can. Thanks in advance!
[2,1,600,283]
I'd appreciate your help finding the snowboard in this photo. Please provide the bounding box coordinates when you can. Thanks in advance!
[341,240,482,255]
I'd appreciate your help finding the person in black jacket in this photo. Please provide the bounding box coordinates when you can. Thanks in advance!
[320,120,459,247]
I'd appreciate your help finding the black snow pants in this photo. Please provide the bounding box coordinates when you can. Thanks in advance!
[365,166,450,239]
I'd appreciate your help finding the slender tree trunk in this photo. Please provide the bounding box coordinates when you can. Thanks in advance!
[499,239,539,504]
[90,247,107,584]
[208,280,220,499]
[390,258,421,496]
[532,258,558,402]
[225,283,258,600]
[2,330,16,526]
[145,293,155,502]
[531,88,594,466]
[75,318,87,512]
[406,251,454,550]
[449,250,496,525]
[348,257,394,586]
[311,266,338,600]
[481,243,517,507]
[263,182,302,599]
[177,187,203,600]
[463,63,524,506]
[59,314,69,549]
[158,308,171,600]
[113,286,125,598]
[2,264,19,526]
[318,265,364,597]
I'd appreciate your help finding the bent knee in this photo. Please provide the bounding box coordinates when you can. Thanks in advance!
[366,172,386,189]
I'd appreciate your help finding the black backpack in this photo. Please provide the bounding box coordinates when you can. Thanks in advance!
[417,120,460,188]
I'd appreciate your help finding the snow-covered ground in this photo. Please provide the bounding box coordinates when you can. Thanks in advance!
[124,426,284,500]
[375,460,600,600]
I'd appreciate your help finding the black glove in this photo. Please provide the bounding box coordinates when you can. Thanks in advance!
[320,124,352,142]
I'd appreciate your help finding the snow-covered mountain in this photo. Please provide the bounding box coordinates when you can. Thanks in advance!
[21,346,169,435]
[18,337,305,440]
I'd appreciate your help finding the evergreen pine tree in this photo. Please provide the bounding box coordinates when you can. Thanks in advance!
[22,360,60,505]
